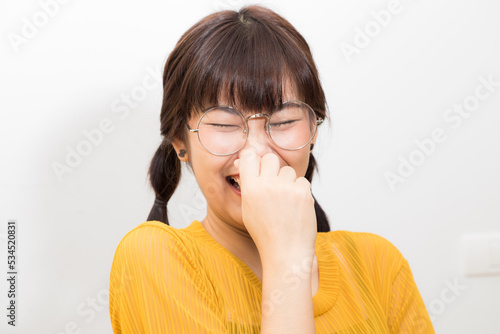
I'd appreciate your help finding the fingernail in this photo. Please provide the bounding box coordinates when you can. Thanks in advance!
[240,148,254,156]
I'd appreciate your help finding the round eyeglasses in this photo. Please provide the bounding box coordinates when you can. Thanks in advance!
[186,100,324,156]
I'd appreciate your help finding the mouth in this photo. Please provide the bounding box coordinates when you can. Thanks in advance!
[226,175,241,191]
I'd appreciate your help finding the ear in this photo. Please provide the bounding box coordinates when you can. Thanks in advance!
[171,138,189,162]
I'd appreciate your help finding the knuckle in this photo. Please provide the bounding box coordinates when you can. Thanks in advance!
[280,165,296,177]
[293,183,310,197]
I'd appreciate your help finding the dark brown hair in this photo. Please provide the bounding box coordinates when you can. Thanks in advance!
[147,5,330,232]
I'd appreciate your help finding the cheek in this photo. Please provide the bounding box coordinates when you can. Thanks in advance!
[189,152,233,194]
[281,150,311,177]
[191,163,223,202]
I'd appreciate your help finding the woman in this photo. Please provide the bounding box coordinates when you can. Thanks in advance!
[109,5,434,333]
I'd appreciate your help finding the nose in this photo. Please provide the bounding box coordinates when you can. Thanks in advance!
[238,116,274,157]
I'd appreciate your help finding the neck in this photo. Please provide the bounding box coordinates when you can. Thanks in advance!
[201,210,263,278]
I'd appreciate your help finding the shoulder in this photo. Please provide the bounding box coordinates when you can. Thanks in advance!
[112,221,198,270]
[321,230,404,256]
[116,220,190,248]
[319,230,407,278]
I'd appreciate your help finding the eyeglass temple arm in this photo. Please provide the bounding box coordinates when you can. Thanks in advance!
[186,124,199,133]
[316,117,324,125]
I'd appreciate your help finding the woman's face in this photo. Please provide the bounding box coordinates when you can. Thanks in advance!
[175,91,316,230]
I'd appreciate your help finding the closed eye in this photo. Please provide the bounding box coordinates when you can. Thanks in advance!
[205,123,236,127]
[270,119,300,127]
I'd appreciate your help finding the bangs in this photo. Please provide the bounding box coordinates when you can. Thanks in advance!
[178,7,325,118]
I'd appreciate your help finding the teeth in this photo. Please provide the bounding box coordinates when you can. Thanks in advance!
[229,176,240,190]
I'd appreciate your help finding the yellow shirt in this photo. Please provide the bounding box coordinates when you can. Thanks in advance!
[109,220,434,333]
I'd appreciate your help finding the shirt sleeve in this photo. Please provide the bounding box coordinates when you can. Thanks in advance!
[387,259,435,334]
[109,225,227,334]
[346,232,435,333]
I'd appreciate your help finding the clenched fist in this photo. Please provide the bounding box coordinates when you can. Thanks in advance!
[235,148,317,263]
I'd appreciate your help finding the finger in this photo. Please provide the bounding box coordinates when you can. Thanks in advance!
[295,176,312,193]
[294,177,314,206]
[278,165,297,181]
[260,153,280,177]
[238,148,261,187]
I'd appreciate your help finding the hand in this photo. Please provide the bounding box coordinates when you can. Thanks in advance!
[236,148,317,263]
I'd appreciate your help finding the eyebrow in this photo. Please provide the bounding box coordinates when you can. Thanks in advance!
[213,106,243,117]
[272,101,302,112]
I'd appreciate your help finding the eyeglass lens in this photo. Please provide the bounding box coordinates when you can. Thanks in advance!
[197,102,317,155]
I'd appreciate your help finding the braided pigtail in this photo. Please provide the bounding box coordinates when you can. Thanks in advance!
[305,153,330,232]
[146,141,181,225]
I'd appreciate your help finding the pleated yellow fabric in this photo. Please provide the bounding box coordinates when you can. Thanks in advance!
[109,220,434,333]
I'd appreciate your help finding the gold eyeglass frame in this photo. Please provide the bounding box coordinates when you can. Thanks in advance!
[187,100,324,156]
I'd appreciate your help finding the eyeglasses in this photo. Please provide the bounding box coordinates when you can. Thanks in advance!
[187,100,323,156]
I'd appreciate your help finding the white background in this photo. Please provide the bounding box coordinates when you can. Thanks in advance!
[1,0,499,333]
